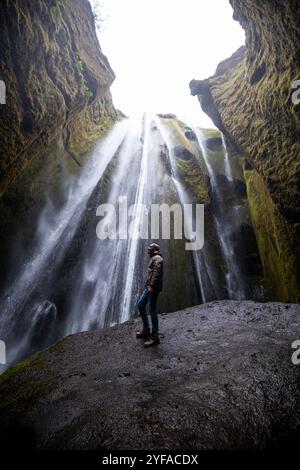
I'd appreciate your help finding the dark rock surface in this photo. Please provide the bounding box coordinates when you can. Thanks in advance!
[173,145,194,160]
[205,136,223,151]
[184,128,197,141]
[0,300,300,450]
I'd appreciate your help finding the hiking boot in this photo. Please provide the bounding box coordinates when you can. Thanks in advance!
[136,329,151,339]
[144,334,160,347]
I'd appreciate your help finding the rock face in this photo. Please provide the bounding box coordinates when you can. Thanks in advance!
[0,0,118,194]
[190,0,300,302]
[0,300,299,450]
[0,0,119,268]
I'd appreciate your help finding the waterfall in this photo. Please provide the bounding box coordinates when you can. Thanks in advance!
[121,114,151,323]
[0,113,259,370]
[66,116,145,333]
[192,126,247,300]
[153,116,208,301]
[222,134,234,182]
[0,119,129,365]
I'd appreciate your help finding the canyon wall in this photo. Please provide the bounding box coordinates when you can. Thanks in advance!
[0,0,119,266]
[190,0,300,302]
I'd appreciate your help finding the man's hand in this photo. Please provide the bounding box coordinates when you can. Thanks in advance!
[148,286,153,293]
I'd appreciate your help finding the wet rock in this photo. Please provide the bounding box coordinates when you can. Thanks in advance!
[159,149,172,175]
[232,179,247,198]
[184,129,197,141]
[0,300,300,450]
[250,62,267,85]
[205,137,223,151]
[245,168,300,302]
[173,146,194,161]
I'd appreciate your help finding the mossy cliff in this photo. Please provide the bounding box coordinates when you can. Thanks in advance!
[0,0,119,267]
[245,168,300,302]
[190,0,300,301]
[0,0,118,195]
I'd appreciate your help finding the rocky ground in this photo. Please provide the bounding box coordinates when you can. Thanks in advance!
[0,300,300,450]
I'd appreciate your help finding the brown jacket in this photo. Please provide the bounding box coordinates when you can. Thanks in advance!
[145,252,163,292]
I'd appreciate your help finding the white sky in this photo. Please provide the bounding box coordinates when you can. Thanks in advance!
[90,0,245,128]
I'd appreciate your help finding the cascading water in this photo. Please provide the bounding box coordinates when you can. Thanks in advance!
[192,126,248,300]
[0,119,130,365]
[222,134,234,183]
[67,116,146,333]
[153,117,209,302]
[0,113,262,371]
[121,114,151,323]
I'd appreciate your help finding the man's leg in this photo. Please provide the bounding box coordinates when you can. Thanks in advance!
[137,288,150,333]
[148,291,159,335]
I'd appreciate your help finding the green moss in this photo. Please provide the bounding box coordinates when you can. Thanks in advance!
[0,357,37,387]
[176,157,210,204]
[160,119,210,204]
[245,168,300,302]
[200,128,220,140]
[0,354,46,412]
[76,54,84,72]
[51,1,62,21]
[202,30,300,225]
[0,335,72,410]
[84,86,93,99]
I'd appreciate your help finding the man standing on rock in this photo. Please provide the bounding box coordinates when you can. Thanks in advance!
[136,243,163,347]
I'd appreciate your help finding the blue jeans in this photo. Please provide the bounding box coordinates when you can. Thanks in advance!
[137,288,159,335]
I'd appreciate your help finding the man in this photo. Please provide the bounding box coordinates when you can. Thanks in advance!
[136,243,163,347]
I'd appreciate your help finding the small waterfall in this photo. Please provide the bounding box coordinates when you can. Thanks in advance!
[66,116,145,333]
[222,134,234,183]
[0,120,129,365]
[153,116,208,301]
[121,114,151,322]
[193,126,247,300]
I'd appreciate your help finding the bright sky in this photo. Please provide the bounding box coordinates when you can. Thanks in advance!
[90,0,245,128]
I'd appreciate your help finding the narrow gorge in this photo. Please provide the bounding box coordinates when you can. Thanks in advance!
[0,0,299,452]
